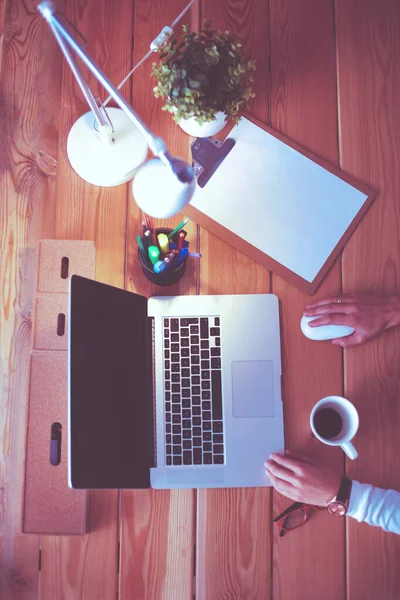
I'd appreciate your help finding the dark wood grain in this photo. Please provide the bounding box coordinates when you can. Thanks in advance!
[197,1,272,599]
[39,0,134,597]
[269,1,346,599]
[2,1,400,598]
[336,0,400,597]
[120,2,197,598]
[0,0,6,69]
[0,1,62,598]
[201,0,269,123]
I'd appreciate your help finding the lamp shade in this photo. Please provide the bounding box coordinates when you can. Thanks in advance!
[132,158,196,218]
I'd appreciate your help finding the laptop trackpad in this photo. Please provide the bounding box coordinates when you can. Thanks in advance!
[232,361,275,418]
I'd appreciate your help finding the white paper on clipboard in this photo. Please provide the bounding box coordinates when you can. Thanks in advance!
[190,118,369,283]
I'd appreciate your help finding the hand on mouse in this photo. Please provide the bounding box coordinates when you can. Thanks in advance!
[303,294,400,347]
[264,450,342,506]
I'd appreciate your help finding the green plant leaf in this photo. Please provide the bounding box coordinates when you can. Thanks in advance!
[151,19,256,123]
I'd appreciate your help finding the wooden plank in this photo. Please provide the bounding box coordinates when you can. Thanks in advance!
[200,0,270,123]
[196,1,272,599]
[120,2,197,599]
[0,1,63,598]
[335,0,400,598]
[39,0,134,597]
[0,0,7,70]
[269,2,346,599]
[119,488,195,600]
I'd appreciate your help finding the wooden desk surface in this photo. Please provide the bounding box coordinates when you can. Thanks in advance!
[1,1,399,598]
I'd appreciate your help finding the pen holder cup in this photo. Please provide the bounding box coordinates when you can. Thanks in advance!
[138,227,187,286]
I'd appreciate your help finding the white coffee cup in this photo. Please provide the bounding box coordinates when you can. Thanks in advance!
[310,396,359,460]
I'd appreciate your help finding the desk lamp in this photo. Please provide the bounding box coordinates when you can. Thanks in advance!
[38,2,196,218]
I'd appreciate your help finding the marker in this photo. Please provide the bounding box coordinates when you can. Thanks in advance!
[170,238,188,252]
[153,260,167,274]
[148,245,160,265]
[188,252,202,258]
[153,252,176,274]
[157,233,169,254]
[137,235,151,267]
[143,229,153,250]
[177,231,186,251]
[176,247,189,265]
[137,235,145,256]
[168,217,191,239]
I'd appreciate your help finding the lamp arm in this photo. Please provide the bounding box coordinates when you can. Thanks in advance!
[38,2,167,159]
[42,11,107,131]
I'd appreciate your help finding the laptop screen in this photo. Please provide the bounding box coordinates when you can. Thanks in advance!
[69,275,153,489]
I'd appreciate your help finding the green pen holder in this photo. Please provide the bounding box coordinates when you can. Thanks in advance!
[138,227,187,286]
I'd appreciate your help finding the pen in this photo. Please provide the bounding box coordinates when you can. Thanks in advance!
[146,215,154,232]
[142,211,152,231]
[188,252,202,258]
[168,217,191,239]
[170,241,188,250]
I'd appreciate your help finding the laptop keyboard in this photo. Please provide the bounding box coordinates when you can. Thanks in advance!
[163,316,224,466]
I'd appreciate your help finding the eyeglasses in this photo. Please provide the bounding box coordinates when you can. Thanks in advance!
[273,502,326,537]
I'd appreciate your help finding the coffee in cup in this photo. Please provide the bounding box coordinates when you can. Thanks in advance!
[310,396,359,460]
[313,407,343,439]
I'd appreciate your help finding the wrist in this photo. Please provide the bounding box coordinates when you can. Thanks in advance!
[386,296,400,330]
[327,477,352,516]
[324,474,343,507]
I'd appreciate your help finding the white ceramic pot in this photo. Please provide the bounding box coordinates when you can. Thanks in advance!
[178,111,228,137]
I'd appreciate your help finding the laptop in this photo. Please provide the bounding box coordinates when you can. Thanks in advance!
[68,275,284,489]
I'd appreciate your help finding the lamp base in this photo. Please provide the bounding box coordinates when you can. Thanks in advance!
[67,108,148,187]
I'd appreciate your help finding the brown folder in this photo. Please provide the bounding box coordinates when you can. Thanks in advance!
[185,113,376,295]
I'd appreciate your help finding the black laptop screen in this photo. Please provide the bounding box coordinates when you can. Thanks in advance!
[69,275,153,489]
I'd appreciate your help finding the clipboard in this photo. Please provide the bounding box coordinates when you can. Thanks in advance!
[185,113,376,295]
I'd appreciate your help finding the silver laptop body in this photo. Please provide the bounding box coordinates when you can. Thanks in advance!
[149,294,284,488]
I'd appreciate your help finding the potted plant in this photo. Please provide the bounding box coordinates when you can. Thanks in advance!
[152,20,256,137]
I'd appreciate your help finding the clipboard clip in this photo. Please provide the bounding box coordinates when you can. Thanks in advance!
[191,137,236,188]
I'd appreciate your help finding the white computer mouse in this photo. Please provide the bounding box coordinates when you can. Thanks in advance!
[300,315,355,341]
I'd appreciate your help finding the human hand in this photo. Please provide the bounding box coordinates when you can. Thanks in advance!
[264,450,342,506]
[303,294,400,347]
